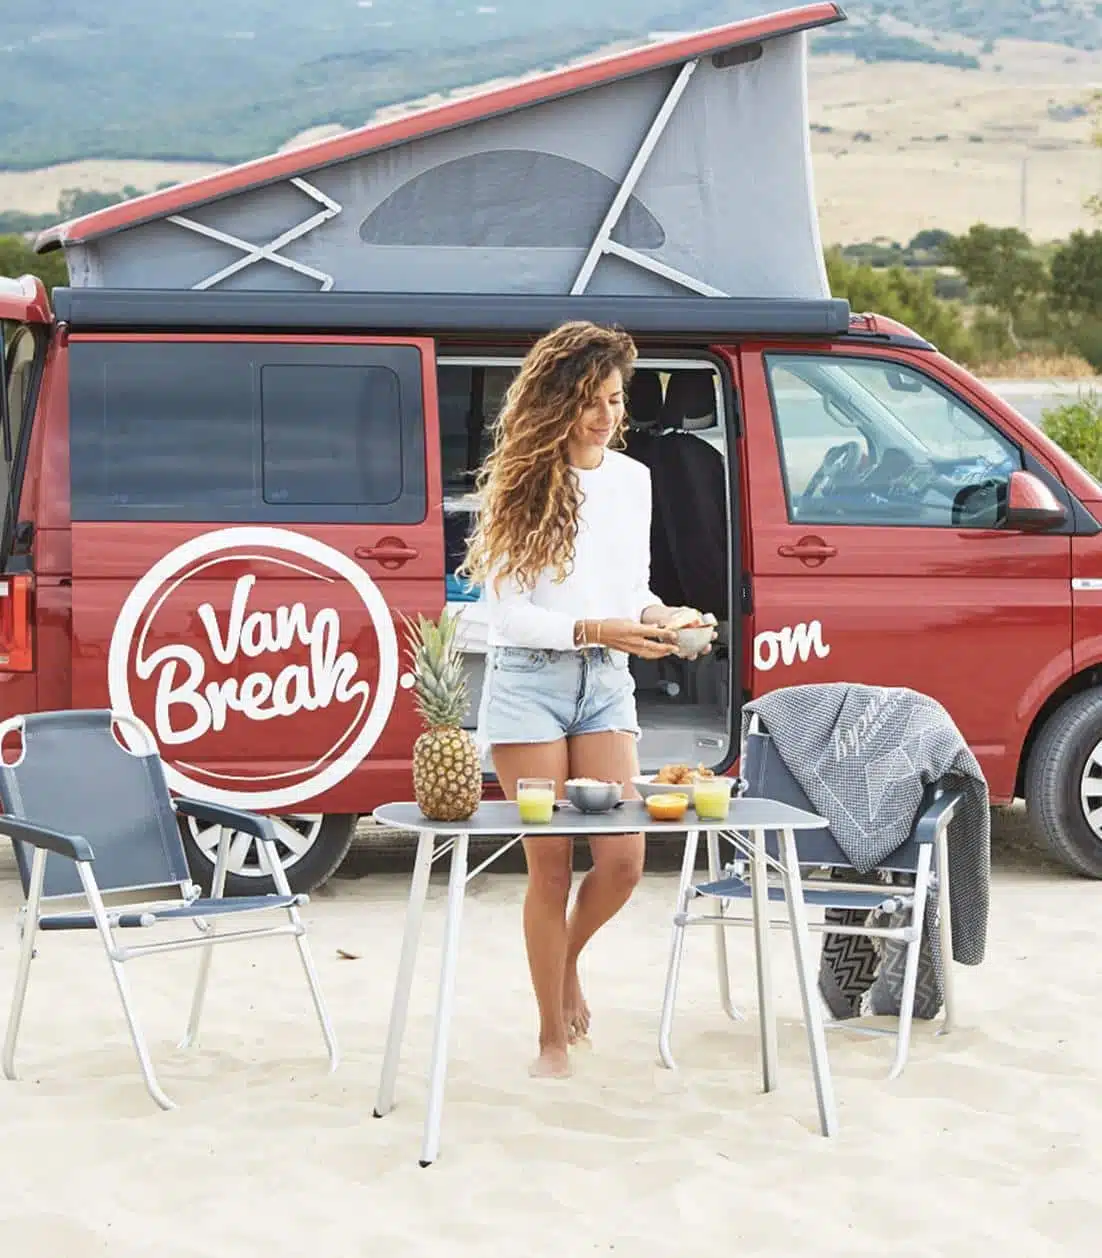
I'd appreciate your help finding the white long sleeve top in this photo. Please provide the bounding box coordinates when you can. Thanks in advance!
[485,449,661,651]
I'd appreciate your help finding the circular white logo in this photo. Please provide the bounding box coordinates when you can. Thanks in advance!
[107,527,399,810]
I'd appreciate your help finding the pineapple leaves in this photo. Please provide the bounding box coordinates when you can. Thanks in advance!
[399,608,470,730]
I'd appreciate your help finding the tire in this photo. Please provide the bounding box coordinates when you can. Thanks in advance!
[179,812,358,897]
[1026,689,1102,879]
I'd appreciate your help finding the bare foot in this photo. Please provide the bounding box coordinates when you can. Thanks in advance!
[563,967,591,1044]
[529,1046,572,1079]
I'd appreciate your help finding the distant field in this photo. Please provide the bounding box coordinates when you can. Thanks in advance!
[808,40,1102,244]
[1,39,1100,246]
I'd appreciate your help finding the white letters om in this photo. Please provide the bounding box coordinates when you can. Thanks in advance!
[135,575,370,745]
[753,620,831,673]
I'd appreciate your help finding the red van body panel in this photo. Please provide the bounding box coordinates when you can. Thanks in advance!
[737,341,1075,804]
[59,333,445,817]
[5,297,1101,824]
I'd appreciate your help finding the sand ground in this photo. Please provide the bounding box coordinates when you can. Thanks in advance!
[1,39,1100,246]
[0,807,1097,1258]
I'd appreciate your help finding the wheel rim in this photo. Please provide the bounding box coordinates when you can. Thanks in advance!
[1079,742,1102,840]
[184,814,325,878]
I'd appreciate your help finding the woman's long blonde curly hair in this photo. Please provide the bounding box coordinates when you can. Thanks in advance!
[461,321,638,593]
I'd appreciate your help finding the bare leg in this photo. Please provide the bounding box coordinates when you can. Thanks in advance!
[493,739,573,1079]
[564,731,646,1042]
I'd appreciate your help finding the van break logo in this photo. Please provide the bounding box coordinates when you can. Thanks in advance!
[107,527,399,810]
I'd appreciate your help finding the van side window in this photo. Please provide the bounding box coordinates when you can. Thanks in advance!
[69,341,427,524]
[766,354,1023,528]
[261,364,403,506]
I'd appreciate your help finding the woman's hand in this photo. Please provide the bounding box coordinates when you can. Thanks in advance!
[589,619,679,659]
[642,605,717,659]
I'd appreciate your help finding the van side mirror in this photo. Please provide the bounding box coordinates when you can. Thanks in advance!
[1002,470,1067,532]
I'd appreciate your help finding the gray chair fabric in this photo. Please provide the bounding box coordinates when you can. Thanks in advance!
[0,709,338,1109]
[0,709,190,900]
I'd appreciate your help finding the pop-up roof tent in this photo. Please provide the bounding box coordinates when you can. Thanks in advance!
[38,3,845,303]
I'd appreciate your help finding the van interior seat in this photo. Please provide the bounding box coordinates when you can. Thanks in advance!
[627,369,664,431]
[661,368,718,432]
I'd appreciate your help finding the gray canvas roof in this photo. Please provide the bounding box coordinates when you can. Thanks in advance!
[47,4,846,304]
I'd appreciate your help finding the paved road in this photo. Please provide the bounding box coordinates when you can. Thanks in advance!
[984,378,1101,428]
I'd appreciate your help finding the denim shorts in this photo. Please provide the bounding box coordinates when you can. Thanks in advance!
[477,646,640,749]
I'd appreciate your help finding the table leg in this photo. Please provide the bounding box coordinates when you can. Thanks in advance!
[658,827,700,1070]
[706,829,741,1022]
[750,827,779,1093]
[780,827,838,1137]
[374,828,436,1120]
[420,830,470,1167]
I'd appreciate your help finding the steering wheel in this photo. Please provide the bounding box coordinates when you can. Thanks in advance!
[803,441,865,500]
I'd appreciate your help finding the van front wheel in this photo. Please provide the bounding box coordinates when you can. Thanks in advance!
[1025,690,1102,879]
[179,812,358,897]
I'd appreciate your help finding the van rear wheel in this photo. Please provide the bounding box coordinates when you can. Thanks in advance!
[179,812,357,897]
[1025,690,1102,879]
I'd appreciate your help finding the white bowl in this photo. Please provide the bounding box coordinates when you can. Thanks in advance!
[631,774,694,800]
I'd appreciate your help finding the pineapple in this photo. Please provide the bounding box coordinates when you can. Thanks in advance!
[402,609,483,822]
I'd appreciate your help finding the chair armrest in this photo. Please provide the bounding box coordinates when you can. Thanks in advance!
[173,797,278,844]
[0,817,94,863]
[913,789,965,846]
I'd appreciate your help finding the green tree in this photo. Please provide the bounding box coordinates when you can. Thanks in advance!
[1042,396,1102,482]
[943,223,1048,346]
[825,249,975,363]
[0,235,69,295]
[1049,230,1102,317]
[56,185,142,221]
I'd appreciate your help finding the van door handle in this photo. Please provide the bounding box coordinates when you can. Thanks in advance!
[355,539,420,569]
[778,537,837,564]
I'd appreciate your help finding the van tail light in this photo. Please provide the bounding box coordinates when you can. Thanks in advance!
[0,574,34,672]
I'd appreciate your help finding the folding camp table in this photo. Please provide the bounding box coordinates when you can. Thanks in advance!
[372,798,834,1165]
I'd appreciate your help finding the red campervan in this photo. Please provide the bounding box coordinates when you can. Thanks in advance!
[4,4,1102,893]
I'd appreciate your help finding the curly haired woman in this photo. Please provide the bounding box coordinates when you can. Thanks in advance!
[462,321,713,1079]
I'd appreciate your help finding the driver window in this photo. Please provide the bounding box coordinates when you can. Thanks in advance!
[766,354,1022,528]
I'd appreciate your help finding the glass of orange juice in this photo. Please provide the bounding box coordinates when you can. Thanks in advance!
[693,775,734,822]
[516,778,556,825]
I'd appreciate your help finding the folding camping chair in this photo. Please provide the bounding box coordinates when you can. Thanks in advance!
[0,710,338,1109]
[659,715,962,1083]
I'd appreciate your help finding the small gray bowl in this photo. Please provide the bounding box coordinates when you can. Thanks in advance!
[565,779,623,814]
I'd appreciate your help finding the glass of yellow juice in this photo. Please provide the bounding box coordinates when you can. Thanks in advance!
[693,776,734,822]
[516,778,556,825]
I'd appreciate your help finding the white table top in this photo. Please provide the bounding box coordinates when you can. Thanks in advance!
[372,798,829,836]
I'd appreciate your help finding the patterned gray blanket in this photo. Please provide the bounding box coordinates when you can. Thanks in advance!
[740,683,991,1013]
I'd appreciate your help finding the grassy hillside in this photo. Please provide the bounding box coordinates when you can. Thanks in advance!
[0,1,1098,169]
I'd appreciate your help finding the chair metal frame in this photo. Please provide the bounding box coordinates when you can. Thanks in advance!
[0,711,338,1109]
[659,715,961,1085]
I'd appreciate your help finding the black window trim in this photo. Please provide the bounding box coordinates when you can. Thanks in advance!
[761,348,1043,533]
[2,323,48,569]
[68,338,430,526]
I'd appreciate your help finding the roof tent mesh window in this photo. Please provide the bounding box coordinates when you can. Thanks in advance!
[359,149,666,249]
